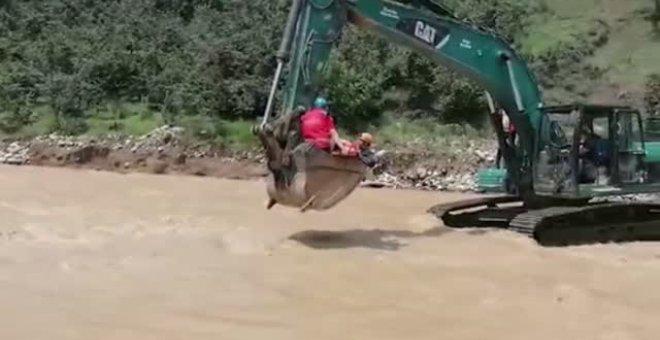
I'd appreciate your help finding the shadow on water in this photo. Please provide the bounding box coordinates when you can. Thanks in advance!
[289,227,455,251]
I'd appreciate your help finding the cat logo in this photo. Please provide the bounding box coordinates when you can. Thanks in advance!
[414,21,436,45]
[395,18,450,49]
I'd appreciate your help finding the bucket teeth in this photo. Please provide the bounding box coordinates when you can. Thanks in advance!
[266,198,277,210]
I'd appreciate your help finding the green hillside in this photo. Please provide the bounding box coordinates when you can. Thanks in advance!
[0,0,657,145]
[518,0,660,108]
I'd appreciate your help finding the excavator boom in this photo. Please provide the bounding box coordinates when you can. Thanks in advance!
[269,0,546,195]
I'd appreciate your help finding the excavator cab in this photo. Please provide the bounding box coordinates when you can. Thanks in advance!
[256,107,368,212]
[534,104,648,199]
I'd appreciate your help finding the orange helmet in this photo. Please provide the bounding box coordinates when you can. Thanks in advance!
[359,132,374,145]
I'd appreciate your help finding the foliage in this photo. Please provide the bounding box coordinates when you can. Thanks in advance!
[519,17,609,100]
[447,0,548,43]
[652,0,660,34]
[645,73,660,116]
[325,0,541,130]
[0,0,547,138]
[0,0,288,136]
[325,27,389,133]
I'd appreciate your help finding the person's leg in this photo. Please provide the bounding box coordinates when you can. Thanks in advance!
[509,132,517,147]
[579,160,597,184]
[358,149,378,167]
[330,143,342,154]
[358,147,387,167]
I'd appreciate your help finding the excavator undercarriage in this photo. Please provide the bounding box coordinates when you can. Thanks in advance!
[429,195,660,246]
[429,103,660,246]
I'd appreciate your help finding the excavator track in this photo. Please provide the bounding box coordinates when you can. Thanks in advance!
[428,195,526,229]
[510,202,660,246]
[430,197,660,246]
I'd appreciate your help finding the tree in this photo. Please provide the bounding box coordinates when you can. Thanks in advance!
[0,0,546,136]
[651,0,660,33]
[645,74,660,117]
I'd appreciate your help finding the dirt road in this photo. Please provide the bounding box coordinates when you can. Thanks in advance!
[1,165,660,339]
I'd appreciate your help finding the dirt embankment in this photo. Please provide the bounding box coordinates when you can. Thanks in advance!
[1,126,269,180]
[0,125,498,191]
[25,140,268,180]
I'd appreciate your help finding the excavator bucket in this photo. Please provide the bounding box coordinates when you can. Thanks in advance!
[254,105,369,212]
[265,142,367,212]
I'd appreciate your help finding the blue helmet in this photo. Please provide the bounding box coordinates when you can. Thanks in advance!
[313,97,328,109]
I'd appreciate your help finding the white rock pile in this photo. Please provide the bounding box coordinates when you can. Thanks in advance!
[0,142,30,165]
[361,145,496,192]
[106,125,185,154]
[0,125,500,193]
[365,169,479,192]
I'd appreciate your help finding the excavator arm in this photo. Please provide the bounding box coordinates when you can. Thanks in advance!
[259,0,549,197]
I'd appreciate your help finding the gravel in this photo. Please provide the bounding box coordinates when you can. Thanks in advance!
[0,126,495,193]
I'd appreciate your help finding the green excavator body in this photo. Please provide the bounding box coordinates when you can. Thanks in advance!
[255,0,660,246]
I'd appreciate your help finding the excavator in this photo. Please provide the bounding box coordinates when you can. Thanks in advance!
[253,0,660,246]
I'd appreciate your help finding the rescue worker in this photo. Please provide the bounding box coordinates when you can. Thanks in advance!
[299,97,350,154]
[502,110,516,145]
[578,123,610,183]
[300,97,384,167]
[495,109,516,169]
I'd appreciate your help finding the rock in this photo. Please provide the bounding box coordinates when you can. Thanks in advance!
[474,149,488,160]
[360,181,390,188]
[192,166,208,176]
[174,153,187,165]
[7,142,22,153]
[5,155,26,165]
[147,159,168,174]
[71,145,110,164]
[0,122,499,195]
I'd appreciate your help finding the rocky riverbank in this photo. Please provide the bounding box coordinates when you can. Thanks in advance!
[363,142,497,191]
[0,125,499,192]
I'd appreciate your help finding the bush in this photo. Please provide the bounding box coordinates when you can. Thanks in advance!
[447,0,548,43]
[0,105,34,134]
[0,0,544,136]
[645,73,660,116]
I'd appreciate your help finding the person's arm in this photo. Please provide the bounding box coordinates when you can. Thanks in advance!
[330,128,349,152]
[326,114,349,152]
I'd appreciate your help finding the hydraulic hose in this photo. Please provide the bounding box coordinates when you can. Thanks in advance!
[260,0,306,130]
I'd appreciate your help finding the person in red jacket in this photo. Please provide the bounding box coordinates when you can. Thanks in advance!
[300,97,350,154]
[300,97,385,167]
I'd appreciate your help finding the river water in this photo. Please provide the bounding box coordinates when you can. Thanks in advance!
[0,165,659,339]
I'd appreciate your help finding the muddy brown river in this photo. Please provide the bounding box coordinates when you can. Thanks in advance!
[1,165,659,339]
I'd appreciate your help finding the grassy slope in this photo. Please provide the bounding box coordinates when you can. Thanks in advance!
[0,103,260,151]
[3,1,658,151]
[521,0,660,107]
